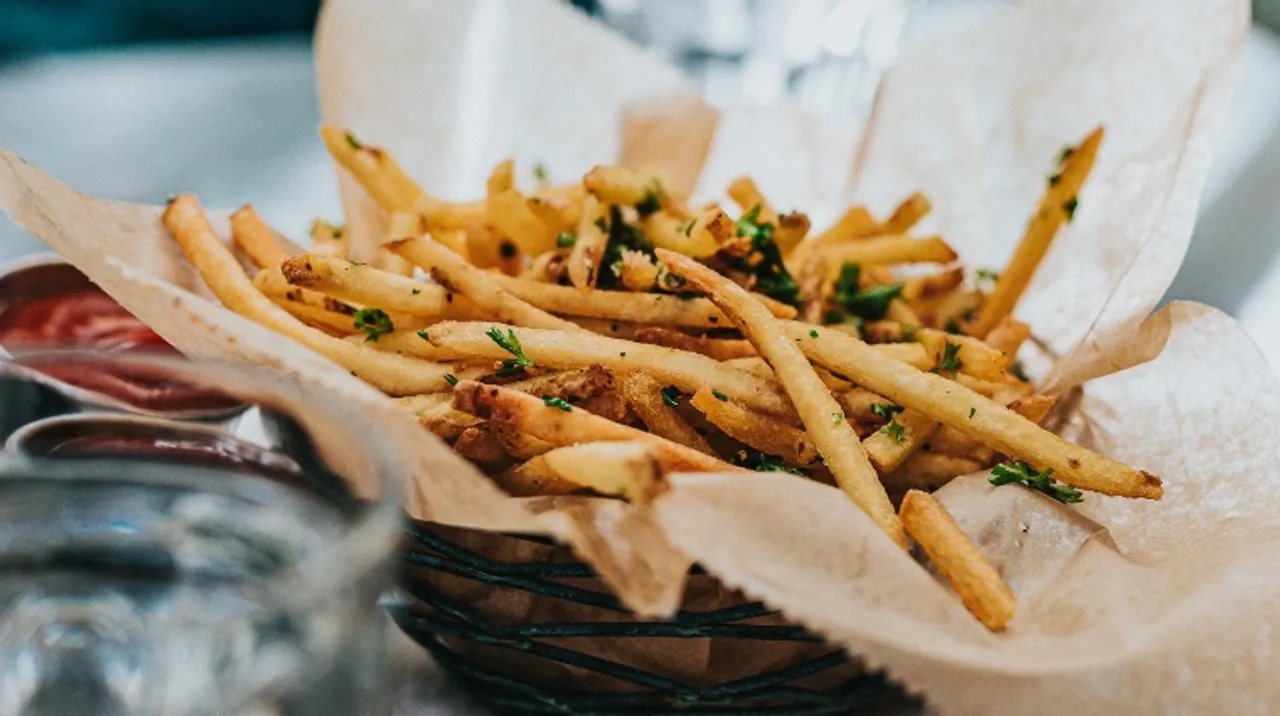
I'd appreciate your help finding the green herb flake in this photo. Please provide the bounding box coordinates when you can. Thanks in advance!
[1058,145,1076,163]
[532,163,549,183]
[444,373,459,387]
[825,262,901,323]
[880,420,906,443]
[870,403,904,421]
[809,329,819,338]
[678,219,696,237]
[412,288,422,295]
[1009,360,1030,382]
[594,216,610,234]
[990,460,1083,504]
[730,449,806,475]
[417,329,430,341]
[724,204,800,307]
[975,268,1000,282]
[712,389,728,401]
[353,308,393,342]
[831,412,844,424]
[969,407,976,419]
[933,342,963,375]
[345,132,362,149]
[944,318,963,335]
[557,232,577,248]
[660,386,680,408]
[487,326,537,377]
[1063,197,1079,221]
[635,181,663,217]
[348,260,367,266]
[542,395,573,412]
[1047,172,1062,188]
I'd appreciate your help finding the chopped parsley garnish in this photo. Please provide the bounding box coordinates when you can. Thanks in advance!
[417,329,430,341]
[1063,197,1079,221]
[349,260,367,266]
[594,216,610,234]
[880,420,906,443]
[933,342,963,375]
[677,219,696,236]
[711,389,728,401]
[870,403,904,421]
[990,460,1083,504]
[542,395,573,412]
[831,412,844,424]
[1009,360,1029,382]
[824,262,901,325]
[660,386,680,408]
[532,163,549,183]
[345,132,362,149]
[1058,144,1075,163]
[944,318,963,335]
[662,270,687,290]
[969,407,976,419]
[165,194,178,205]
[487,326,536,377]
[731,449,806,475]
[809,329,819,338]
[597,205,654,290]
[331,224,345,239]
[976,268,999,282]
[412,288,422,295]
[635,181,663,217]
[610,259,624,276]
[557,232,577,248]
[722,205,800,307]
[444,373,459,387]
[353,308,393,342]
[1047,172,1062,188]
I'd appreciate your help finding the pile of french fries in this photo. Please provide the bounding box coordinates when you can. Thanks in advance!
[160,123,1160,631]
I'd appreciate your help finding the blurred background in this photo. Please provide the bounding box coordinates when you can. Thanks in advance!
[2,0,1280,360]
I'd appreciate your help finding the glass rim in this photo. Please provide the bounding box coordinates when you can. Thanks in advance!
[0,350,405,619]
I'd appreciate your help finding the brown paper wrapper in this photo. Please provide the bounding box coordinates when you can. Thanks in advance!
[0,0,1268,712]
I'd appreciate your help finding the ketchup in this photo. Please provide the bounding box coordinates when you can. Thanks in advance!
[40,433,305,487]
[0,287,238,414]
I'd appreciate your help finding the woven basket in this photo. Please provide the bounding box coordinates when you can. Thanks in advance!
[391,521,921,715]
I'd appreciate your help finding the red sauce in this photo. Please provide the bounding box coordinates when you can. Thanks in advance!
[0,288,238,413]
[43,434,303,486]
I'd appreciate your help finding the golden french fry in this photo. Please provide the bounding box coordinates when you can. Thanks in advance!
[487,158,515,196]
[452,380,745,473]
[927,394,1055,463]
[642,207,727,259]
[786,323,1161,498]
[885,298,922,326]
[492,458,583,497]
[310,217,344,246]
[900,490,1017,631]
[423,321,795,417]
[657,249,904,547]
[901,267,965,302]
[162,194,454,395]
[726,176,778,226]
[617,250,660,292]
[568,194,608,289]
[690,388,819,467]
[253,268,356,315]
[310,240,346,258]
[230,205,291,269]
[488,420,555,459]
[584,165,664,207]
[812,206,877,245]
[319,124,424,212]
[879,192,931,235]
[885,453,987,493]
[970,127,1104,336]
[863,408,940,474]
[273,300,360,336]
[824,235,958,272]
[633,327,757,361]
[377,211,420,277]
[773,211,811,254]
[388,236,581,331]
[280,255,482,320]
[486,189,559,257]
[454,426,515,468]
[619,373,716,455]
[490,274,797,328]
[913,328,1011,381]
[982,317,1032,358]
[346,331,463,361]
[532,442,667,504]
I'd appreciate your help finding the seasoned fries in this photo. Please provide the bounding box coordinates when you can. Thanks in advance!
[164,121,1161,629]
[900,490,1017,630]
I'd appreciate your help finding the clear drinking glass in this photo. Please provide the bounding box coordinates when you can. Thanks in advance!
[0,352,403,716]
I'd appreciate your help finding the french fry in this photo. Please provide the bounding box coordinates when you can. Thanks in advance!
[347,331,462,361]
[423,321,795,417]
[281,255,482,320]
[970,128,1104,336]
[642,207,728,259]
[490,274,797,328]
[486,189,562,257]
[824,235,958,272]
[529,442,668,504]
[885,454,987,493]
[310,240,346,258]
[863,408,941,474]
[488,420,555,459]
[885,298,923,327]
[576,391,630,423]
[454,426,515,468]
[319,124,424,212]
[927,395,1055,463]
[811,206,877,246]
[982,317,1032,358]
[915,288,983,331]
[786,323,1161,498]
[773,211,811,254]
[726,176,778,226]
[310,217,345,248]
[796,254,827,323]
[879,192,931,235]
[568,194,608,289]
[162,194,454,395]
[633,327,757,361]
[274,301,360,336]
[583,165,664,207]
[378,211,421,277]
[487,158,515,196]
[388,236,582,332]
[657,249,904,547]
[619,372,716,455]
[901,266,964,302]
[617,250,660,291]
[452,380,745,473]
[913,327,1011,381]
[230,205,291,269]
[899,490,1017,630]
[252,268,357,316]
[690,388,819,467]
[492,458,582,497]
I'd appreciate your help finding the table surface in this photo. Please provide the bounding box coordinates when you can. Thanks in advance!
[2,27,1280,716]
